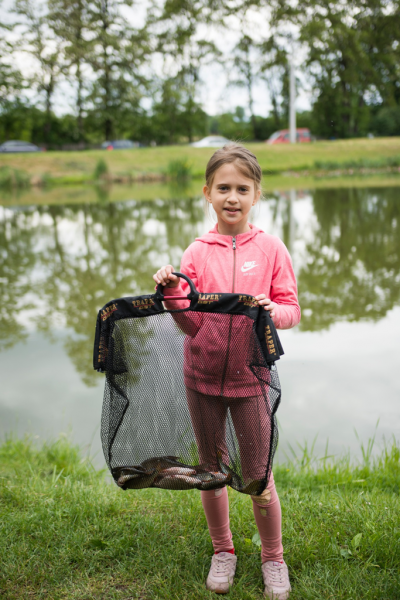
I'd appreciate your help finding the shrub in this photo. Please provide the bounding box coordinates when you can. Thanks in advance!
[93,158,109,181]
[167,159,192,182]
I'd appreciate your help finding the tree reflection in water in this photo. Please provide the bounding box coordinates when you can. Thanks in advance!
[0,186,399,385]
[0,197,203,386]
[295,188,400,331]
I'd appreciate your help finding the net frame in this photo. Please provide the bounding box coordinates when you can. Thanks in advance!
[94,273,284,496]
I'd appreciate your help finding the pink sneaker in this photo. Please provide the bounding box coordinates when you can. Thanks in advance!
[261,561,291,600]
[206,552,237,594]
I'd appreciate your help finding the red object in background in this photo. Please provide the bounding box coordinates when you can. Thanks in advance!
[266,128,311,144]
[107,145,113,150]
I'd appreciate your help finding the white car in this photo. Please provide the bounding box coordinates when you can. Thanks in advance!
[190,136,230,148]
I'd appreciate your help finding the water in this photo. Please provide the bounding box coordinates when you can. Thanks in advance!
[1,184,399,466]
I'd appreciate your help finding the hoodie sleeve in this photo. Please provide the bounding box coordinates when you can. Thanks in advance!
[269,239,301,330]
[163,246,203,337]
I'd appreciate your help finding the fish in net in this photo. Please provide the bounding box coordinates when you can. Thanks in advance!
[93,273,284,497]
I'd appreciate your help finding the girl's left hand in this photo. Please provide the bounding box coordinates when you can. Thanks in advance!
[255,294,277,320]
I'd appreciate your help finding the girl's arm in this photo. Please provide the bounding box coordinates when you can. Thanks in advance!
[152,248,203,337]
[269,240,301,330]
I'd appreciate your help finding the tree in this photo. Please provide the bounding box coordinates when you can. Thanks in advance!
[283,0,400,138]
[216,0,293,138]
[0,2,24,114]
[152,0,219,142]
[228,35,260,139]
[86,0,150,141]
[13,0,65,143]
[48,0,92,142]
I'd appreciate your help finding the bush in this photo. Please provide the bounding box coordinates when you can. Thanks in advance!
[167,159,192,182]
[93,158,109,181]
[372,106,400,137]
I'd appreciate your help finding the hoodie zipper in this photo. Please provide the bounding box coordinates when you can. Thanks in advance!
[232,237,236,292]
[220,236,236,396]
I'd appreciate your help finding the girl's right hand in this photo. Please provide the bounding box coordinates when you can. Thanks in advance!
[153,265,180,288]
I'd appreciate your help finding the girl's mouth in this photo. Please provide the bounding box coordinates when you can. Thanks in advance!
[225,208,240,213]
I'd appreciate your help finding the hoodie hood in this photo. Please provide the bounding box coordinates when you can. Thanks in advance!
[195,223,264,247]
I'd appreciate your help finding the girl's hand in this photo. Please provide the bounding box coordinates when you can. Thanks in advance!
[255,294,277,320]
[153,265,180,288]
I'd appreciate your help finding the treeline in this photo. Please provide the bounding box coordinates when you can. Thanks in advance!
[0,0,399,148]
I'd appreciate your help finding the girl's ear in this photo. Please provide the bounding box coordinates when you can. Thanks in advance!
[252,188,261,206]
[203,184,212,202]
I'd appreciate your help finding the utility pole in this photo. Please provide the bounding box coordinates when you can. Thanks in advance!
[289,58,296,143]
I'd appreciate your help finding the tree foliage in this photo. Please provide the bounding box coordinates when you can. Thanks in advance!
[0,0,399,145]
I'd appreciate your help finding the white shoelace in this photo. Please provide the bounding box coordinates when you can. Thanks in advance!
[265,562,285,584]
[213,554,234,575]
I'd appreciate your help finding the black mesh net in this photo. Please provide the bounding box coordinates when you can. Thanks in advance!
[93,273,284,497]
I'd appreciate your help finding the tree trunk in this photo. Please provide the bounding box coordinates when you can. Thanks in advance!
[101,0,113,140]
[76,59,84,142]
[44,80,53,144]
[247,69,257,140]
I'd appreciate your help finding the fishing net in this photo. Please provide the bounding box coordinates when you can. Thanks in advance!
[93,273,284,497]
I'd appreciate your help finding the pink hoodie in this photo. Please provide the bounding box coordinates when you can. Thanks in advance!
[165,223,300,330]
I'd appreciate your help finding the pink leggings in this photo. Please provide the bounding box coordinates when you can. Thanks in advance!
[186,389,283,563]
[201,474,283,563]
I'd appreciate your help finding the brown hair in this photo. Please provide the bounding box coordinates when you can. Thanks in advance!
[205,143,263,192]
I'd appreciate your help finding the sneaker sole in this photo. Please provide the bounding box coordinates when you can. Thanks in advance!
[264,588,291,600]
[206,581,231,594]
[207,586,230,594]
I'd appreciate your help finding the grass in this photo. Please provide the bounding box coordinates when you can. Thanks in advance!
[0,138,400,186]
[1,435,399,599]
[2,172,400,207]
[0,166,31,190]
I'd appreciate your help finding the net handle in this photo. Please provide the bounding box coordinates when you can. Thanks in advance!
[155,272,199,305]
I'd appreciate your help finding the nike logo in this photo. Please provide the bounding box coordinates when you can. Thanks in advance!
[241,261,258,273]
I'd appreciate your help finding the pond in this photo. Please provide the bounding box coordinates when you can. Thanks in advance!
[0,183,399,466]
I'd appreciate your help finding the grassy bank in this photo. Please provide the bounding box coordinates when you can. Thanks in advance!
[1,437,399,599]
[0,138,400,189]
[0,174,400,206]
[2,172,400,207]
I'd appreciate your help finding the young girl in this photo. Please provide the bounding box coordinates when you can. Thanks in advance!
[153,144,300,599]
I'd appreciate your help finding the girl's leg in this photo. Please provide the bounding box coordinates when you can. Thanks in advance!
[185,388,229,469]
[252,472,283,563]
[201,487,234,553]
[228,397,283,562]
[186,389,233,552]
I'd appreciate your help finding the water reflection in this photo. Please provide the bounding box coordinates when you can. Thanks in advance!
[0,197,203,386]
[296,188,400,331]
[1,187,400,389]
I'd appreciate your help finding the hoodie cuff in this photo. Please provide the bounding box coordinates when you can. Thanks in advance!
[273,303,301,330]
[161,283,188,309]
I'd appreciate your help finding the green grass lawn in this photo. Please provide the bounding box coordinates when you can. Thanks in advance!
[1,436,399,599]
[1,138,400,182]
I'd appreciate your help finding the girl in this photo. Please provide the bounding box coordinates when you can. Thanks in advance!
[153,143,300,599]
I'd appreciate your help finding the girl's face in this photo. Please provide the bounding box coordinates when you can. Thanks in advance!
[203,162,261,235]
